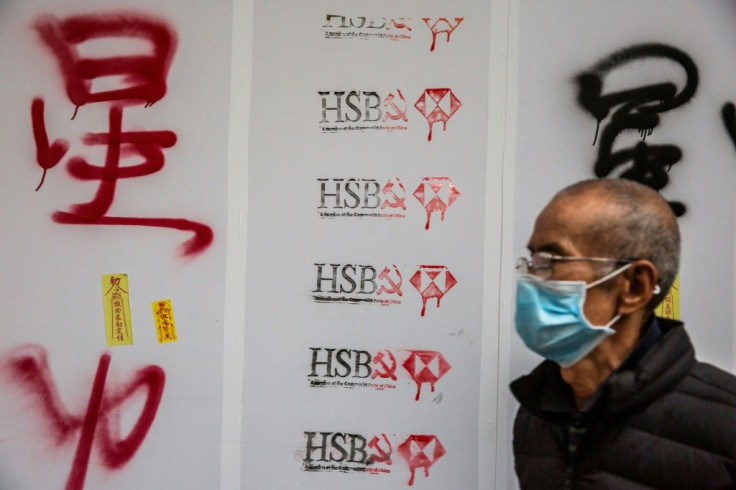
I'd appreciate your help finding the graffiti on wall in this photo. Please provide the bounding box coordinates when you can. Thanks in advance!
[2,344,165,490]
[722,102,736,150]
[31,12,213,257]
[576,43,698,216]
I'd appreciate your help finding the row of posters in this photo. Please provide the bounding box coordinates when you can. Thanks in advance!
[242,2,491,488]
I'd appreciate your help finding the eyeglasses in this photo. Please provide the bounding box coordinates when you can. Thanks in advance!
[516,251,633,280]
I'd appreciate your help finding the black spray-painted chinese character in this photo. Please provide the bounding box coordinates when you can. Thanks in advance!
[576,43,698,216]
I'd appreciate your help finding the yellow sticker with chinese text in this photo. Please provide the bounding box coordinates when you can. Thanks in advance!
[102,274,134,346]
[152,299,178,343]
[655,274,680,320]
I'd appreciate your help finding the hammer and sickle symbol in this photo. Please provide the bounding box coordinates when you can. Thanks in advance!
[387,18,412,31]
[377,265,402,296]
[371,350,398,381]
[367,433,393,465]
[380,178,406,210]
[383,89,409,122]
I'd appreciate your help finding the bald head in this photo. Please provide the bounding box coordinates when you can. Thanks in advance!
[548,179,680,309]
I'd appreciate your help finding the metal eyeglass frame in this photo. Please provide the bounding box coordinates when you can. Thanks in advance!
[516,251,634,280]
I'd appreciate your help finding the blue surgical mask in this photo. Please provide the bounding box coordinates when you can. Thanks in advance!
[514,264,634,367]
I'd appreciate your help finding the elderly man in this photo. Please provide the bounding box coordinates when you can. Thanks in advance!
[511,179,736,489]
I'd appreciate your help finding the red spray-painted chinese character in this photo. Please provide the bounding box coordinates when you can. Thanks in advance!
[414,88,462,141]
[409,265,457,316]
[413,177,460,230]
[397,434,446,486]
[402,350,451,401]
[31,12,212,257]
[2,344,165,490]
[422,18,464,52]
[34,13,177,113]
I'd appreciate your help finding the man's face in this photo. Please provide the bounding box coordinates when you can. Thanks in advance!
[526,193,621,326]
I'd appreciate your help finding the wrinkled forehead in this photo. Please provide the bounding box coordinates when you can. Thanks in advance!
[529,193,612,256]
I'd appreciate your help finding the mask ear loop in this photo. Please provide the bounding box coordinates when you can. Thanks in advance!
[598,278,661,331]
[584,265,662,329]
[586,263,663,295]
[578,263,633,332]
[585,263,633,290]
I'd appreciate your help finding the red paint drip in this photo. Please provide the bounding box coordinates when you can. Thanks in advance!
[409,265,457,317]
[31,97,69,191]
[412,177,460,230]
[421,18,464,52]
[402,350,451,401]
[414,89,462,142]
[397,435,446,486]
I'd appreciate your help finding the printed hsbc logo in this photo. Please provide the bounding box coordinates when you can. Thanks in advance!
[317,177,406,220]
[318,89,462,141]
[323,14,414,41]
[322,14,464,53]
[308,348,451,401]
[410,265,458,317]
[423,18,464,51]
[317,177,460,229]
[302,431,446,486]
[312,263,404,306]
[312,263,457,316]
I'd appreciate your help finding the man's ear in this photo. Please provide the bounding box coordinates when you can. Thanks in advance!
[617,260,658,314]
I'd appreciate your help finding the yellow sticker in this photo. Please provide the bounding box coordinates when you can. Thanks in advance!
[152,299,178,343]
[102,274,134,346]
[655,274,680,320]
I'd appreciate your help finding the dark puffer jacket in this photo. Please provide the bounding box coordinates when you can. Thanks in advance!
[510,319,736,489]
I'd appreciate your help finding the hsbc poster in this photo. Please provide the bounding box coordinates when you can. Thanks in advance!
[242,2,491,488]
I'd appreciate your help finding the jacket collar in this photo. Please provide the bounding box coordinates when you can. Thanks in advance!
[604,318,694,413]
[510,318,695,420]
